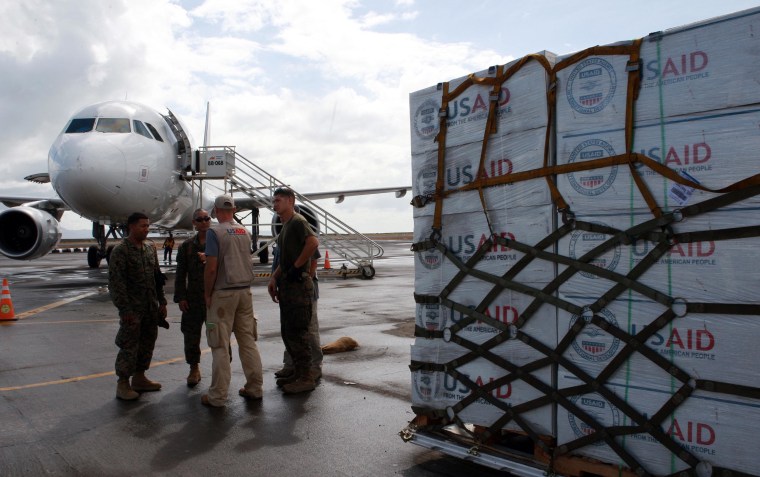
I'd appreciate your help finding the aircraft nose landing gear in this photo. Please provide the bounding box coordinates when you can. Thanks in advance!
[87,245,101,268]
[88,223,122,268]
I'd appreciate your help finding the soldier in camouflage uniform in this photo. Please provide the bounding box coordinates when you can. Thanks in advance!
[267,188,319,394]
[174,208,210,387]
[274,247,323,382]
[109,212,168,401]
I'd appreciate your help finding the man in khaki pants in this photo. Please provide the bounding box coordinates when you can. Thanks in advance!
[201,195,263,407]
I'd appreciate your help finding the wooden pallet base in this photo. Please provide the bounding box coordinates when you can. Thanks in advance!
[410,415,639,477]
[547,455,637,477]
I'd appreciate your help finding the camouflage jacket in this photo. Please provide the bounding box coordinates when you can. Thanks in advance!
[174,234,205,305]
[109,238,167,316]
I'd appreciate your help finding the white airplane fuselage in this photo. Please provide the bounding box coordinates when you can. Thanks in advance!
[48,101,210,229]
[0,99,409,265]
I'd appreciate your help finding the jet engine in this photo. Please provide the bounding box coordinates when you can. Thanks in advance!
[0,207,62,260]
[271,204,320,237]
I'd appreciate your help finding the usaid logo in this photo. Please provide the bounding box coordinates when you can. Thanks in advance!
[415,166,437,197]
[568,393,620,446]
[416,303,443,331]
[416,248,443,270]
[568,222,621,279]
[413,370,440,403]
[413,99,439,140]
[569,308,620,362]
[566,57,617,114]
[566,139,618,196]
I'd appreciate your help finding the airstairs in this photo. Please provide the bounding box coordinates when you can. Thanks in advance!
[189,146,384,278]
[164,110,193,171]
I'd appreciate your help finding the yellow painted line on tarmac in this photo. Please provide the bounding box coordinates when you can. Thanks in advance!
[0,370,118,391]
[0,289,227,392]
[254,269,360,278]
[3,319,117,326]
[0,349,212,392]
[14,290,101,321]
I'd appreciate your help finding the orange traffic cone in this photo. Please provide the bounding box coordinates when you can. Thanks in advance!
[323,251,331,270]
[0,278,17,321]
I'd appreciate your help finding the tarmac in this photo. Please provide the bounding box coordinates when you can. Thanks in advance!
[0,241,511,477]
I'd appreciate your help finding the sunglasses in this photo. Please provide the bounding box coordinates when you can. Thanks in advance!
[194,217,211,222]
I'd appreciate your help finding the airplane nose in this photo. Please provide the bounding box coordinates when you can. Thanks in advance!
[48,134,127,220]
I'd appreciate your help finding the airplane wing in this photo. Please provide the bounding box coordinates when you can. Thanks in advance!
[25,173,51,184]
[0,174,68,220]
[302,186,410,204]
[0,196,69,220]
[0,196,67,210]
[232,186,411,211]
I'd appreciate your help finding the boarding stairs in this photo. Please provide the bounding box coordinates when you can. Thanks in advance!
[164,110,193,171]
[193,146,384,278]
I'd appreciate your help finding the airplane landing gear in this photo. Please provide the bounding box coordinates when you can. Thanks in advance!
[87,245,101,268]
[258,241,269,264]
[89,223,121,268]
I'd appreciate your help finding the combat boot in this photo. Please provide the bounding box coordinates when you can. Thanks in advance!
[131,372,162,392]
[274,366,295,378]
[282,376,316,394]
[276,373,298,388]
[187,364,201,387]
[309,367,322,382]
[116,378,139,401]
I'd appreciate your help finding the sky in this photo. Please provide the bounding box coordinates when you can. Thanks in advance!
[1,0,758,236]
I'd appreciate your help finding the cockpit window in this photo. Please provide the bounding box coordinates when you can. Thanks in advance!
[95,118,131,133]
[145,123,164,142]
[65,118,95,133]
[133,120,153,139]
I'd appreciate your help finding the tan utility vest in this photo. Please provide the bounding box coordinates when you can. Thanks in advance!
[209,222,254,290]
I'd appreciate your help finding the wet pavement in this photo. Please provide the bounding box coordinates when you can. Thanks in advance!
[0,241,510,477]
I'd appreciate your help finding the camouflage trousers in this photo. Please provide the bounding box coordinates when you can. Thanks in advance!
[278,278,313,375]
[115,309,158,378]
[180,304,206,365]
[283,299,322,369]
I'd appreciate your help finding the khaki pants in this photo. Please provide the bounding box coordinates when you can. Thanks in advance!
[205,289,263,406]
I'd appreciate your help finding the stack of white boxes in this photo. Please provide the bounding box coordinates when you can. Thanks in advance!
[553,9,760,475]
[410,55,558,435]
[409,6,760,475]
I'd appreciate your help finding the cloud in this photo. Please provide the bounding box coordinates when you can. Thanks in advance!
[189,0,277,33]
[176,0,512,232]
[4,0,755,237]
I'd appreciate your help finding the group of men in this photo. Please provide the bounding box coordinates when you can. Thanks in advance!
[108,188,321,405]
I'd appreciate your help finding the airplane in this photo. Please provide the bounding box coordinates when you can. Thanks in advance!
[0,101,410,268]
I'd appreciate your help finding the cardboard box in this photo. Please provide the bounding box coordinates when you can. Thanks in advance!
[415,288,556,348]
[556,105,760,212]
[555,208,760,303]
[411,345,554,435]
[556,376,760,475]
[409,53,555,156]
[555,8,760,134]
[412,126,552,218]
[556,292,760,390]
[413,205,554,297]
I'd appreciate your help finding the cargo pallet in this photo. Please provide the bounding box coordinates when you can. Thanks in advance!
[404,6,760,477]
[402,417,638,477]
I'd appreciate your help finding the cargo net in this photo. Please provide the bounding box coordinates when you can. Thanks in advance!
[407,42,760,477]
